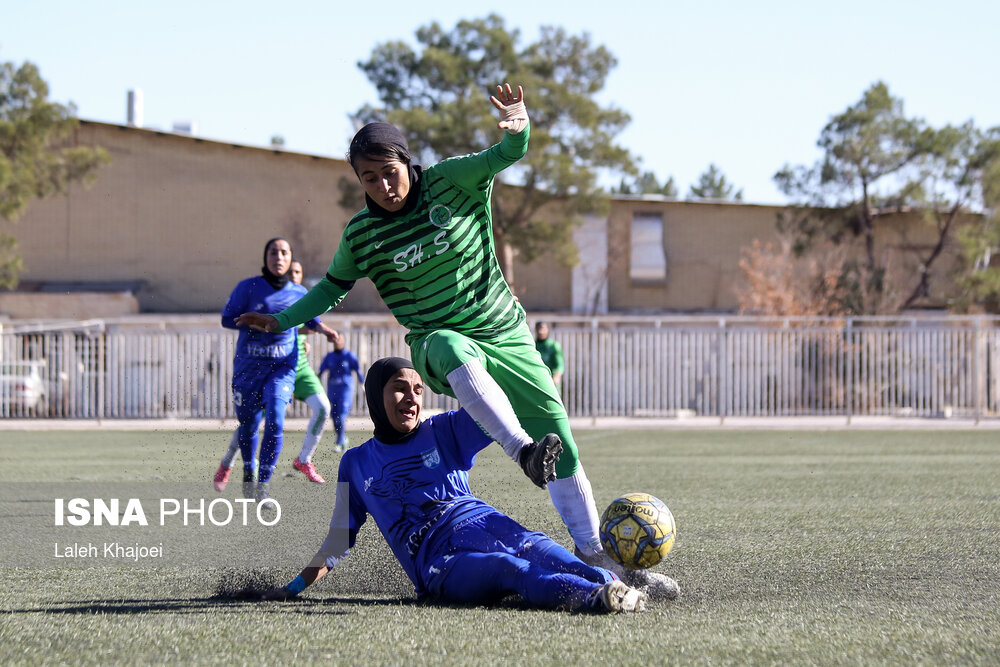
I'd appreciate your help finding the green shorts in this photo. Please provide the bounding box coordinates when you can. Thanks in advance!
[293,357,324,402]
[410,324,579,478]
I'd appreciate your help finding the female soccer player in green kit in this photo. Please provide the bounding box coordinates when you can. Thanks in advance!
[236,84,678,599]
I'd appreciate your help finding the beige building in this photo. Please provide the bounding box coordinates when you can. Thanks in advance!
[1,121,968,320]
[606,198,780,312]
[8,121,378,315]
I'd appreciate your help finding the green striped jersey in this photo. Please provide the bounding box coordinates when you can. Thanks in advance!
[274,129,529,346]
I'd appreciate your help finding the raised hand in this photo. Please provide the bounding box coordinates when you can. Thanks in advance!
[490,83,528,135]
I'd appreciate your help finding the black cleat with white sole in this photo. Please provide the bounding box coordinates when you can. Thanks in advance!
[518,434,562,488]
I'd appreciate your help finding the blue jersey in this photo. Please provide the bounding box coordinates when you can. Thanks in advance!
[221,276,319,380]
[314,409,493,595]
[319,349,364,396]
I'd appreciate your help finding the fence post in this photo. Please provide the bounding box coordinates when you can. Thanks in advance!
[718,317,727,425]
[975,316,983,425]
[589,319,599,426]
[218,333,227,424]
[96,329,106,425]
[845,318,853,426]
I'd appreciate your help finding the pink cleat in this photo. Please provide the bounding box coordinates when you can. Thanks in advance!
[293,458,326,484]
[213,465,231,492]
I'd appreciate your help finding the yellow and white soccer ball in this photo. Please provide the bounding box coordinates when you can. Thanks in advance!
[599,492,676,570]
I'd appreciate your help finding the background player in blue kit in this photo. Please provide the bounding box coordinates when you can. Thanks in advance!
[221,238,337,500]
[318,331,365,452]
[214,259,333,489]
[260,357,648,613]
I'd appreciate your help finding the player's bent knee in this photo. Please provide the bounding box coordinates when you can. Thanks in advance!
[423,330,485,378]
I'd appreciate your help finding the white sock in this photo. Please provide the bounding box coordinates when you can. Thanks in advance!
[221,430,240,469]
[298,393,330,463]
[547,467,603,556]
[446,361,533,461]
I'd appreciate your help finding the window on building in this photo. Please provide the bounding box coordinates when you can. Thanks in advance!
[629,213,667,283]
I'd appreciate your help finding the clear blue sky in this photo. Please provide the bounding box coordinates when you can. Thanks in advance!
[5,0,998,204]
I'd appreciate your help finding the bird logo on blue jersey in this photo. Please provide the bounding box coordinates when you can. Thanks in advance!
[421,448,441,468]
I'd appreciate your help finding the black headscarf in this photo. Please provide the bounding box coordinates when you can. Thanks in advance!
[261,237,291,290]
[349,122,410,162]
[365,357,419,444]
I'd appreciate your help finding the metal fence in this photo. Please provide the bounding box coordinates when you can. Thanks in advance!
[2,316,999,421]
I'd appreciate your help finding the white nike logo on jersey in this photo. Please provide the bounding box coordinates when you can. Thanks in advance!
[374,240,384,248]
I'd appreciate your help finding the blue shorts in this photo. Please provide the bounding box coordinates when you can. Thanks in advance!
[421,511,613,609]
[232,364,295,421]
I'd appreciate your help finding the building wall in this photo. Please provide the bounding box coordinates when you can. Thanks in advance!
[505,197,575,313]
[0,291,139,320]
[604,197,971,313]
[13,121,386,313]
[606,198,783,312]
[872,210,969,307]
[512,256,573,313]
[6,122,971,318]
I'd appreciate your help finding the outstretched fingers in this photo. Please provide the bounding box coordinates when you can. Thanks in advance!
[490,83,524,110]
[491,83,528,134]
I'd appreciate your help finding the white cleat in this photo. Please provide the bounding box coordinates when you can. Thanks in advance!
[596,580,647,613]
[622,569,681,601]
[576,546,681,601]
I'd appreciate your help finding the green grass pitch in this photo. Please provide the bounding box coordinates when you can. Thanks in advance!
[0,428,998,664]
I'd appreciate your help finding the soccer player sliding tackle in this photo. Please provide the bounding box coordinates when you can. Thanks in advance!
[260,358,647,613]
[237,82,678,599]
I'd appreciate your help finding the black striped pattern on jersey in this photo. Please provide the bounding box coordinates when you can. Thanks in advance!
[342,162,522,344]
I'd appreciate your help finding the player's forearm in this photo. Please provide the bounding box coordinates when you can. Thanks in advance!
[308,321,339,339]
[273,278,346,332]
[495,124,529,163]
[445,127,530,191]
[481,126,530,176]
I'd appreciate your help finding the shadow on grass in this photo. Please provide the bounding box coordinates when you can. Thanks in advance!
[1,590,589,616]
[1,594,420,616]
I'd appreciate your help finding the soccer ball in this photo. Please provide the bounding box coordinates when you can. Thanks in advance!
[599,492,676,570]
